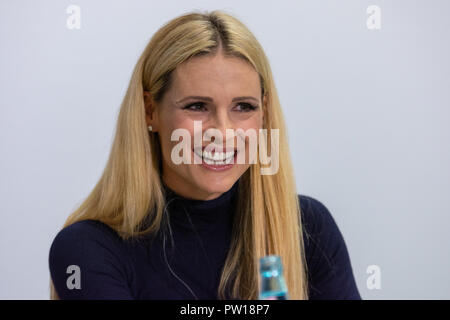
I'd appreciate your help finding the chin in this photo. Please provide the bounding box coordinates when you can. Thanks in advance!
[195,176,236,195]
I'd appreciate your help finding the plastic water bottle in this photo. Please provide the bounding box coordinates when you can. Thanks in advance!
[259,255,289,300]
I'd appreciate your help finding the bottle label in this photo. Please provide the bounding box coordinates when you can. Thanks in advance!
[260,294,288,300]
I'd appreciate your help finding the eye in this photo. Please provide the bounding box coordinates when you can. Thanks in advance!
[182,102,259,112]
[234,103,259,112]
[183,102,207,112]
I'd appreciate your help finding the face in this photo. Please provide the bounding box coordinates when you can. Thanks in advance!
[144,52,265,200]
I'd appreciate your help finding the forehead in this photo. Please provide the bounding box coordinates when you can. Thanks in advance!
[170,53,261,98]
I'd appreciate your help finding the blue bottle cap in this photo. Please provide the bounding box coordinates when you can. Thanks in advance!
[259,255,283,275]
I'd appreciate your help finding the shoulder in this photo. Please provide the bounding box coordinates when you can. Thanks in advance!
[50,219,120,244]
[297,194,361,300]
[298,194,339,242]
[49,219,127,264]
[297,193,346,265]
[48,219,133,299]
[49,219,122,258]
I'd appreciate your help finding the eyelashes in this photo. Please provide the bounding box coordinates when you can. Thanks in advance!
[182,102,259,112]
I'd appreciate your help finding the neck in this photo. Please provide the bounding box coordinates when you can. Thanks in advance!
[161,171,233,201]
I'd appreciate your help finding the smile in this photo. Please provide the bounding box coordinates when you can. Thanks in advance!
[193,148,237,165]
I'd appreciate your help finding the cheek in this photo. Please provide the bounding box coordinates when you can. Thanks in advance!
[240,110,264,129]
[237,115,264,143]
[242,114,265,155]
[244,116,263,130]
[157,115,181,158]
[158,116,196,167]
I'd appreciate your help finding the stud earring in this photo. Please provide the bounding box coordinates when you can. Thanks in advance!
[148,125,153,132]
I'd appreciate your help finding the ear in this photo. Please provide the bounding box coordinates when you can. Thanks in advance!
[143,91,158,132]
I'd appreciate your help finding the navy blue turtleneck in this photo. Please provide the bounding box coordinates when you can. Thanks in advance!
[48,180,361,300]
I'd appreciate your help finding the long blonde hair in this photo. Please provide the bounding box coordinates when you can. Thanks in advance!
[50,9,309,300]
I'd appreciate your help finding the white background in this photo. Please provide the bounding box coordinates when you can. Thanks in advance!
[1,0,449,299]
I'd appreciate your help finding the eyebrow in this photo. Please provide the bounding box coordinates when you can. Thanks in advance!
[175,96,260,104]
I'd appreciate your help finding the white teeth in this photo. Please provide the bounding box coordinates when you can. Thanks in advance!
[224,154,234,164]
[194,149,236,165]
[203,150,234,161]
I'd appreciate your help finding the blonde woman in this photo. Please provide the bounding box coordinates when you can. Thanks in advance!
[48,10,360,300]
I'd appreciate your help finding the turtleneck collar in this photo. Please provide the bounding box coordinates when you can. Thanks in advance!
[162,179,239,212]
[158,178,239,234]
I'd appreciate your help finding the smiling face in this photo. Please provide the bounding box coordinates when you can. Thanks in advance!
[144,51,265,200]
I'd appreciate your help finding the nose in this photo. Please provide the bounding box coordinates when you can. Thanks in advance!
[204,107,234,146]
[216,107,233,132]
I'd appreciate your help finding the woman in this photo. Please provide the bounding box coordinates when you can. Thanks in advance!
[48,10,361,300]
